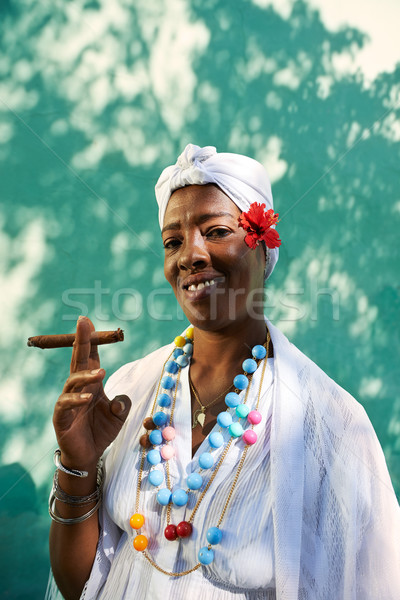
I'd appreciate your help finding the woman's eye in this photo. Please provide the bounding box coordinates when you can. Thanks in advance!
[207,228,230,238]
[163,238,181,250]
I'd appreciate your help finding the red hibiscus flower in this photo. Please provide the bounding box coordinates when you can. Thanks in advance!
[238,202,281,250]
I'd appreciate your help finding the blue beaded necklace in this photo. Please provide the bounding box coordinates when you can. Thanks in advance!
[130,326,270,574]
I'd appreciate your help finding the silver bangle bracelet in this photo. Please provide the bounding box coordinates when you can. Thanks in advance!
[53,449,89,478]
[53,469,103,505]
[49,492,101,525]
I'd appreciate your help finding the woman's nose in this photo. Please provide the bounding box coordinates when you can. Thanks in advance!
[178,232,210,271]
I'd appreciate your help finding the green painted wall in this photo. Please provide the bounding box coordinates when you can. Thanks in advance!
[0,1,399,597]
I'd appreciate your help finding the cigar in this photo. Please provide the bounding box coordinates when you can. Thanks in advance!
[27,328,124,349]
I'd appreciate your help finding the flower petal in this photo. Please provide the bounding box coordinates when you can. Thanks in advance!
[263,228,281,249]
[244,233,258,249]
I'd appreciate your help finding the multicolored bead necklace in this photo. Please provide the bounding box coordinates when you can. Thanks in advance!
[129,326,270,576]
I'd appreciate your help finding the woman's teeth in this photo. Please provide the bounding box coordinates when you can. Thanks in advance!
[188,279,215,291]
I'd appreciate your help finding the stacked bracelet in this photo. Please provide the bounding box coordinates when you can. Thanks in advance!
[53,468,103,505]
[49,450,104,525]
[49,494,102,525]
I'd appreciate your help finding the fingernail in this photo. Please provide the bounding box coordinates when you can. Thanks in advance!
[80,393,92,399]
[78,315,85,321]
[91,368,101,375]
[118,400,125,412]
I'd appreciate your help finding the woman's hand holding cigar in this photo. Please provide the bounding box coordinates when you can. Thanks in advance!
[52,316,131,474]
[49,316,131,597]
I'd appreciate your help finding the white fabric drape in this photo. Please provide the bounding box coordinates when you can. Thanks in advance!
[46,321,400,599]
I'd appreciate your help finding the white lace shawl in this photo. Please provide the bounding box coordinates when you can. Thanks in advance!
[46,321,400,599]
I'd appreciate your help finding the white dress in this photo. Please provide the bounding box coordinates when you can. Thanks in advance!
[47,321,400,599]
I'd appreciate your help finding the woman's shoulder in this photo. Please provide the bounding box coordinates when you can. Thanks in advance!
[267,319,370,424]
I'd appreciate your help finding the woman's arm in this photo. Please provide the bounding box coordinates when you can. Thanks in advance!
[49,316,131,600]
[49,461,100,600]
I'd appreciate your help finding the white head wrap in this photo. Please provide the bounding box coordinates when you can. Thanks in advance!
[155,143,279,280]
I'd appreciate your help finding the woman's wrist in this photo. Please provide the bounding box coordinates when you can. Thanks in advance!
[54,452,101,500]
[56,449,100,476]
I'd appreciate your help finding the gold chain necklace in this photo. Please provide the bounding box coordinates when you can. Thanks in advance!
[189,375,233,429]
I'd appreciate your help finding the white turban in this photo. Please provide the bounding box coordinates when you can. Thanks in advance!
[155,143,279,280]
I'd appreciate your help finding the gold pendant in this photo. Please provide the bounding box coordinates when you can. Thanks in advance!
[192,409,206,429]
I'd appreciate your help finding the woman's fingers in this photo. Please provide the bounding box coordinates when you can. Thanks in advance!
[70,316,95,374]
[53,392,94,434]
[88,336,100,371]
[53,390,132,464]
[63,368,105,394]
[55,392,94,411]
[109,394,132,420]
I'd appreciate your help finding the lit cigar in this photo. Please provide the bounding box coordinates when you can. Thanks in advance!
[27,328,124,349]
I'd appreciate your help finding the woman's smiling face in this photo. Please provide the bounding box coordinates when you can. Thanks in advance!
[162,184,266,332]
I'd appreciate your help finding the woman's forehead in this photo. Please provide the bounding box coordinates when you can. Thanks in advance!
[163,184,241,226]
